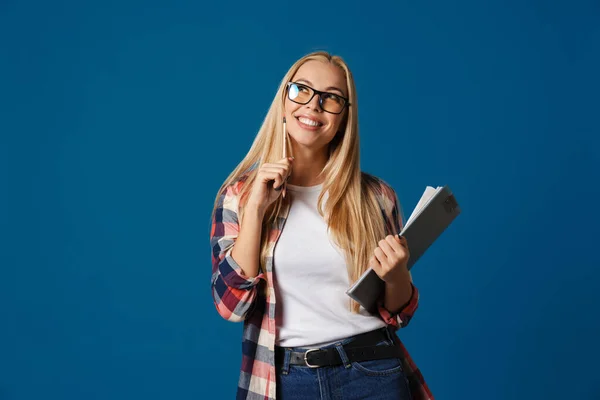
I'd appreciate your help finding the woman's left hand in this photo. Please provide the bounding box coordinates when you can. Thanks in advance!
[370,235,410,284]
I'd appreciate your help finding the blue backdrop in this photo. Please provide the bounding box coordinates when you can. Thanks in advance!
[1,0,599,399]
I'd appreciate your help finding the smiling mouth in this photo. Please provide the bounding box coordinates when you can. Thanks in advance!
[295,116,323,128]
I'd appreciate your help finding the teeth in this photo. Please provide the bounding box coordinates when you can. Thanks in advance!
[298,117,320,127]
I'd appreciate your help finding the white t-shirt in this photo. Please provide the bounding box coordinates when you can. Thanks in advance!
[273,183,386,348]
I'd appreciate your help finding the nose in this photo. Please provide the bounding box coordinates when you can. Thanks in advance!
[305,92,322,112]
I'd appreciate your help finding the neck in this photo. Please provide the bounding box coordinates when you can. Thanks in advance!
[287,146,328,186]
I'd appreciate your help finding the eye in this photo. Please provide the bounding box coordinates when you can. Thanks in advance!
[323,93,343,104]
[296,84,310,93]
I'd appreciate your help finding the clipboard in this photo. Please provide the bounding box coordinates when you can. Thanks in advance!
[346,185,461,313]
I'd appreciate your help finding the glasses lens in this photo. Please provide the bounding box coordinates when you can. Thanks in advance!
[288,83,300,100]
[321,94,345,114]
[288,83,313,104]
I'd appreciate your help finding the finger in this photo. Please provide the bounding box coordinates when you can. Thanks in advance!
[262,159,293,180]
[273,175,291,191]
[378,238,396,258]
[396,236,410,259]
[389,236,409,260]
[260,171,286,189]
[397,235,408,249]
[369,255,382,273]
[261,166,291,180]
[262,169,290,182]
[259,170,284,183]
[385,235,404,251]
[263,163,289,170]
[370,255,389,280]
[273,177,287,191]
[258,167,286,179]
[374,247,389,269]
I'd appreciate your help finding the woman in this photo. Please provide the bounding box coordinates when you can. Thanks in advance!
[210,51,433,400]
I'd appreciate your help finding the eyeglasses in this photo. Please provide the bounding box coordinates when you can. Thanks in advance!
[286,82,350,115]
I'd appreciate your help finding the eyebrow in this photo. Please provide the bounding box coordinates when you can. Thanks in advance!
[295,79,346,97]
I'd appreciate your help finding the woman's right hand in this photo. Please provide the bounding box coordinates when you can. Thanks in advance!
[246,157,294,213]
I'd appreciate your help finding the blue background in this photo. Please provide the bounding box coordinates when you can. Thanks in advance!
[1,0,599,399]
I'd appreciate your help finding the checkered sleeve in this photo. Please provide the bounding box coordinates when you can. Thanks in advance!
[210,182,265,322]
[377,282,419,329]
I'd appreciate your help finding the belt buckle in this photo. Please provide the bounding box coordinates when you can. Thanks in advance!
[304,349,320,368]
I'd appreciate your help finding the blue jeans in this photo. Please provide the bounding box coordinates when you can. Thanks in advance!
[276,328,412,400]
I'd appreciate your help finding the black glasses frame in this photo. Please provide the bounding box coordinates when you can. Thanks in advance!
[286,82,351,114]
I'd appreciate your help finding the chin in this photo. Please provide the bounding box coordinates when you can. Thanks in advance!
[289,135,316,146]
[288,135,318,147]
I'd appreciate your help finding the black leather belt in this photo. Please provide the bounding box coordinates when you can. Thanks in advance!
[275,328,403,368]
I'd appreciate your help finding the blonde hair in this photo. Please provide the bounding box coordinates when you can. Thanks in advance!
[211,51,391,312]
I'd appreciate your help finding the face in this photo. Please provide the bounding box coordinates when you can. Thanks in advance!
[284,60,349,153]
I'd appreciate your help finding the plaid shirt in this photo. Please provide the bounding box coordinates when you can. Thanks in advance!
[211,172,434,400]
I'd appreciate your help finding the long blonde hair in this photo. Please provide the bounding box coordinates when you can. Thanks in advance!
[211,51,392,312]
